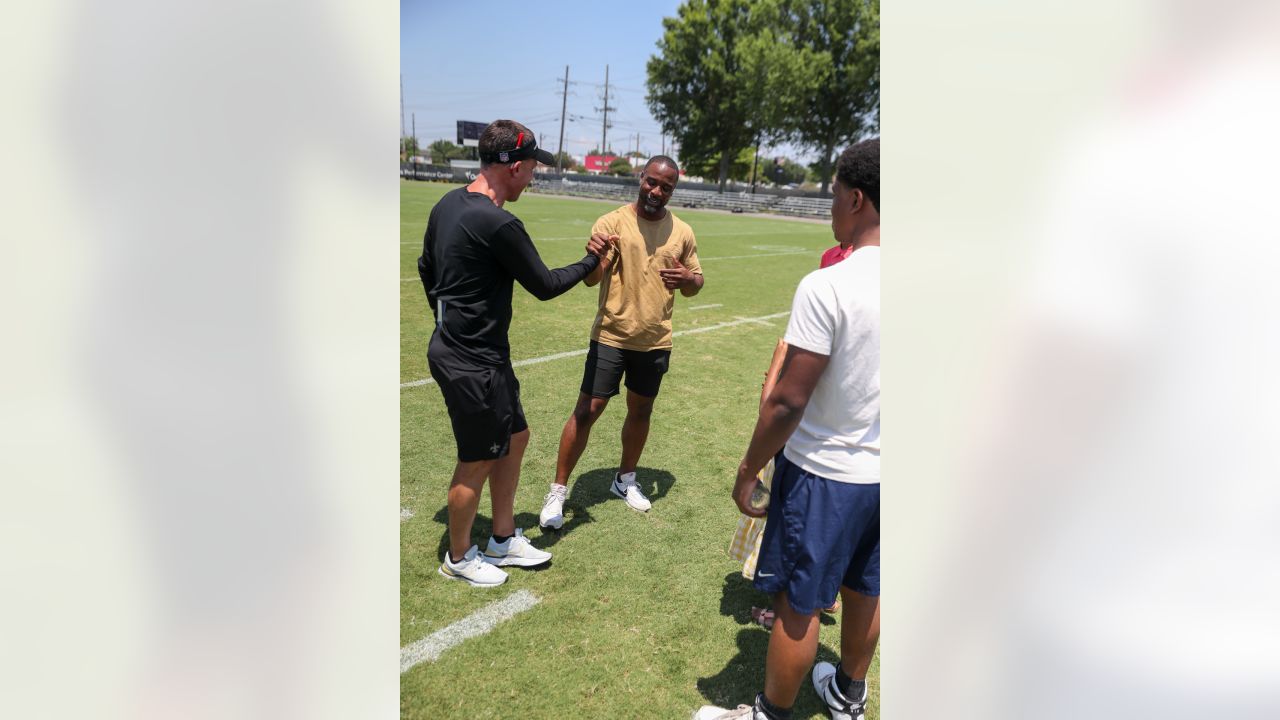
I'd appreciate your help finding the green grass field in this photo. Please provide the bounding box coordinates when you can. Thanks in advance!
[401,180,878,719]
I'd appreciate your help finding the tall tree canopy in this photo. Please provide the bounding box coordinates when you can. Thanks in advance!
[647,0,878,194]
[782,0,879,193]
[646,0,791,192]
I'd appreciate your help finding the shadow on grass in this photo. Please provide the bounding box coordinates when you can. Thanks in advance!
[696,627,841,711]
[427,466,676,556]
[718,572,839,628]
[536,466,676,547]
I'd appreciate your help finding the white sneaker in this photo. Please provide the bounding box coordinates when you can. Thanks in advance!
[812,662,866,720]
[439,545,507,587]
[691,701,766,719]
[610,471,652,512]
[482,528,552,567]
[539,483,568,529]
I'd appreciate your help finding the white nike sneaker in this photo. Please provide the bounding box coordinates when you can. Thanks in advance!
[610,471,652,512]
[539,483,568,530]
[438,545,507,587]
[482,529,552,567]
[812,661,867,720]
[691,699,768,719]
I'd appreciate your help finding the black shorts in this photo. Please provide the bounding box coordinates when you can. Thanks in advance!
[580,340,671,399]
[428,356,528,462]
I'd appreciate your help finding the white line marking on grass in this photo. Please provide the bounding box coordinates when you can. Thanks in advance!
[400,590,540,673]
[401,311,790,388]
[400,231,822,246]
[733,315,776,327]
[671,311,791,337]
[401,507,414,522]
[699,250,808,261]
[401,251,810,280]
[688,303,722,311]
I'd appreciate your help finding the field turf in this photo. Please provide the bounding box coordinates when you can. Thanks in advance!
[400,179,878,719]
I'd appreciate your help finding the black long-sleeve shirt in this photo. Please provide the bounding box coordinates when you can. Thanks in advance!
[419,188,598,367]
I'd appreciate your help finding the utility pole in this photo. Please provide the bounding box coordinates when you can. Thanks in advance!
[661,133,665,155]
[411,113,416,162]
[750,132,761,194]
[557,65,569,172]
[596,65,614,157]
[400,74,406,157]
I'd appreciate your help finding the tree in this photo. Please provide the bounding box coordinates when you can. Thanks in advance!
[770,157,809,186]
[402,136,419,160]
[647,0,800,193]
[608,157,636,176]
[686,146,756,183]
[781,0,879,194]
[552,151,575,171]
[806,158,832,185]
[428,138,469,165]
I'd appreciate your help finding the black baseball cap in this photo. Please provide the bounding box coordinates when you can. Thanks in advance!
[479,130,555,166]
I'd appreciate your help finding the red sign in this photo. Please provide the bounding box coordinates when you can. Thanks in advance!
[584,154,618,172]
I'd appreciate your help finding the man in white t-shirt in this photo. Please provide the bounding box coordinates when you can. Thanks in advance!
[696,139,880,720]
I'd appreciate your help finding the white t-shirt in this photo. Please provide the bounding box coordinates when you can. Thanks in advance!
[782,246,880,483]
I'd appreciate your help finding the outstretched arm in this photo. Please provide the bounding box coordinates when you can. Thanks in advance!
[583,233,618,287]
[494,221,602,301]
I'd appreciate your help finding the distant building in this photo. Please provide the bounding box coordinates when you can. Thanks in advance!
[584,155,618,174]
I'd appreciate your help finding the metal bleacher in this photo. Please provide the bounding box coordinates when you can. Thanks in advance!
[773,196,832,219]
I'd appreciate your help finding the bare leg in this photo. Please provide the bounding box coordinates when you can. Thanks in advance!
[618,390,655,474]
[446,459,496,561]
[554,393,610,485]
[839,587,880,679]
[487,428,530,538]
[762,592,822,710]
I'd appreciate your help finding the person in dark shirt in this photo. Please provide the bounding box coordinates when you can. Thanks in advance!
[418,119,611,587]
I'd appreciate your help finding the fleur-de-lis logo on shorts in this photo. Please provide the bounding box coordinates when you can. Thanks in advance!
[490,442,500,455]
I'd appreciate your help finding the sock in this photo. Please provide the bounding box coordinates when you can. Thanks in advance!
[448,552,464,564]
[835,663,865,702]
[491,533,512,545]
[755,693,791,720]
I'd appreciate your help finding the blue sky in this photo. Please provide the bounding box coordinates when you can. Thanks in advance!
[400,0,813,164]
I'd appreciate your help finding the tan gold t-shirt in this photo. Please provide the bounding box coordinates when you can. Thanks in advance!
[589,204,702,351]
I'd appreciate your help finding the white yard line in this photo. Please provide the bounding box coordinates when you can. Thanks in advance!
[698,250,807,261]
[688,303,723,311]
[400,230,820,245]
[670,311,790,337]
[401,311,790,388]
[401,250,808,281]
[400,590,541,673]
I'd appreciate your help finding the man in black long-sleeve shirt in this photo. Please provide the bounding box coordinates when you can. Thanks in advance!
[419,119,611,587]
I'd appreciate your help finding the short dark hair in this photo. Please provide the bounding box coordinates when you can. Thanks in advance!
[643,155,680,176]
[836,138,879,212]
[479,119,532,168]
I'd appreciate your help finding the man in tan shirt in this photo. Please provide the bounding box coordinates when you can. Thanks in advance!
[539,156,704,527]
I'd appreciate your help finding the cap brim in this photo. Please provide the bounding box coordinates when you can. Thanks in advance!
[534,148,556,166]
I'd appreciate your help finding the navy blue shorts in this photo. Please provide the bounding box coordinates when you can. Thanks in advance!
[752,452,880,615]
